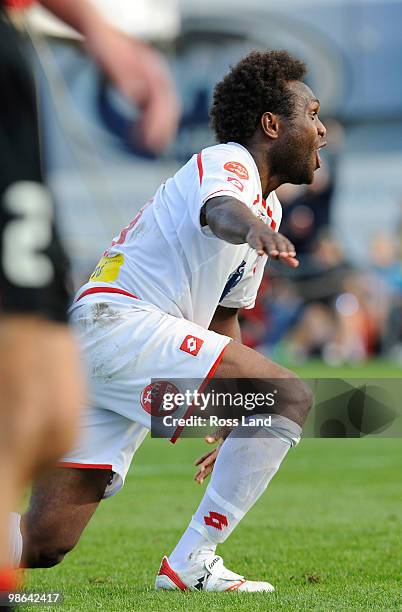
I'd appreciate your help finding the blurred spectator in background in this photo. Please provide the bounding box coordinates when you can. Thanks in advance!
[256,232,358,363]
[276,164,334,256]
[248,228,402,365]
[369,232,402,359]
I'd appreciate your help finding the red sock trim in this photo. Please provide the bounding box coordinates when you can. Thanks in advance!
[158,557,188,591]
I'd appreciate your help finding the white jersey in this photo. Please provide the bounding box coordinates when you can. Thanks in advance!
[75,142,282,329]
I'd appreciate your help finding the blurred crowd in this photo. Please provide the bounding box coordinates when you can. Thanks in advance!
[241,120,402,365]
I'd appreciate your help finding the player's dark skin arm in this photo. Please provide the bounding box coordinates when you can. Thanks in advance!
[201,195,299,267]
[208,305,241,342]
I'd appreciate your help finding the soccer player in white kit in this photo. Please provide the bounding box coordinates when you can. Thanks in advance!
[11,50,327,592]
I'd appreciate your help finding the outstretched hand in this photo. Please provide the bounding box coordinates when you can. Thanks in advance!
[246,224,299,267]
[194,426,231,484]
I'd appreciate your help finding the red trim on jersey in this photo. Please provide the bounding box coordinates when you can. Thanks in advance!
[170,345,228,443]
[260,199,277,229]
[58,462,113,470]
[111,199,153,247]
[76,286,139,302]
[197,151,204,185]
[158,556,188,591]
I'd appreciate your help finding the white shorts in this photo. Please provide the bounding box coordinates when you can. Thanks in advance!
[60,291,231,498]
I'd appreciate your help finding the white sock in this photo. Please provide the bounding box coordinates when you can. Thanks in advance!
[169,527,216,570]
[169,415,301,569]
[9,513,23,567]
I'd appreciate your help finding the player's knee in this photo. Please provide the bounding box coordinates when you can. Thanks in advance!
[23,517,80,569]
[265,370,313,425]
[28,547,65,569]
[25,538,77,569]
[288,375,314,422]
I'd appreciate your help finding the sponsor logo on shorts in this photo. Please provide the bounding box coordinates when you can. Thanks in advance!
[180,335,204,356]
[224,161,249,180]
[227,176,244,192]
[140,380,180,416]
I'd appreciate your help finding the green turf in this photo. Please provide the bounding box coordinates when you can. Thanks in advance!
[24,362,402,611]
[291,358,402,379]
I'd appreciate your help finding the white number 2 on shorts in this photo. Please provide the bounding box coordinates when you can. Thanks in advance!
[2,181,54,287]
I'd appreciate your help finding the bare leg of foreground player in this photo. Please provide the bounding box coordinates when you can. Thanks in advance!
[0,317,83,577]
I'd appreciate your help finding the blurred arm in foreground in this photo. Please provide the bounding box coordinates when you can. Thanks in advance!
[39,0,180,153]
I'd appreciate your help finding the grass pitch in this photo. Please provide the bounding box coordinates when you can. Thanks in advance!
[25,361,402,611]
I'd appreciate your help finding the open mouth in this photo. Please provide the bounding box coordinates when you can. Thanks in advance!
[315,142,327,170]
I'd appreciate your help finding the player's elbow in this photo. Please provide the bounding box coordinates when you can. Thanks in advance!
[203,197,234,239]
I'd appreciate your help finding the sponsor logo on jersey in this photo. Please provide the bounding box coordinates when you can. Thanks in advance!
[220,260,246,301]
[140,380,180,416]
[226,176,244,192]
[224,161,249,180]
[180,335,204,356]
[89,253,124,283]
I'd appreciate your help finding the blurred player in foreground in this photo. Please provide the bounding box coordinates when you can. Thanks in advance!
[10,51,326,592]
[0,0,179,599]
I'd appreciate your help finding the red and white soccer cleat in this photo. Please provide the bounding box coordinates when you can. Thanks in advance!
[155,554,275,593]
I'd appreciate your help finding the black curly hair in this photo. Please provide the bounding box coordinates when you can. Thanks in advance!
[210,50,307,144]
